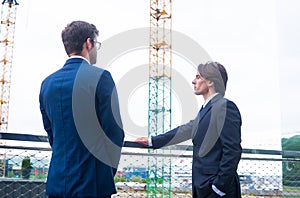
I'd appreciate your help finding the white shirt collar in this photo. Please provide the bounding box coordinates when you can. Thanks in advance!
[202,93,219,108]
[68,55,90,64]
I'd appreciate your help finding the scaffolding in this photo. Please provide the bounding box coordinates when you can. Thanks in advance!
[0,0,19,132]
[148,0,172,197]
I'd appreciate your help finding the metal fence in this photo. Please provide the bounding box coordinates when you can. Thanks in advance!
[0,132,300,198]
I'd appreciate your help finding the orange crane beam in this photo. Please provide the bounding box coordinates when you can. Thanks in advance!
[0,0,19,131]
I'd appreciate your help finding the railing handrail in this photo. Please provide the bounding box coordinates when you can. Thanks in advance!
[1,132,300,157]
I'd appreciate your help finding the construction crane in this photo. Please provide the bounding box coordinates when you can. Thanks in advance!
[0,0,18,178]
[148,0,172,197]
[0,0,19,132]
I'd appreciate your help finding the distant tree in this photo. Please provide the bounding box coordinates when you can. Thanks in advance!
[282,135,300,151]
[0,159,4,177]
[7,171,15,178]
[131,176,143,182]
[282,135,300,186]
[114,176,128,183]
[21,156,33,179]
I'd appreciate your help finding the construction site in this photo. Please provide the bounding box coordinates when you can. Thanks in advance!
[1,0,300,197]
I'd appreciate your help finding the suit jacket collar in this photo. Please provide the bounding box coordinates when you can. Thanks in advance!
[63,57,90,68]
[202,93,218,108]
[207,93,223,107]
[199,93,223,120]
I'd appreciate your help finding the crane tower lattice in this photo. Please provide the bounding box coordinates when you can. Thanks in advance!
[148,0,172,197]
[0,0,18,131]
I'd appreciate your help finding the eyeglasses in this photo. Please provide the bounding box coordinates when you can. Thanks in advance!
[95,41,101,50]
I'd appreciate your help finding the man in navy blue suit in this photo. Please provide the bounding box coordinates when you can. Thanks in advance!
[136,62,242,197]
[39,21,124,198]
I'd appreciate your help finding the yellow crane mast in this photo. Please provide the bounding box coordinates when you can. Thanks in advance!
[148,0,172,197]
[0,0,19,132]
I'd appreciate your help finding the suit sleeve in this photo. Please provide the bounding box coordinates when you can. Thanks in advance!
[96,70,125,148]
[39,82,53,147]
[213,100,242,192]
[152,116,198,149]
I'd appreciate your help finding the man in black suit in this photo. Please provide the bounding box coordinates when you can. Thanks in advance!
[136,62,242,197]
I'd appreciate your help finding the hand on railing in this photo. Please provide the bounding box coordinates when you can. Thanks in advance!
[135,137,149,146]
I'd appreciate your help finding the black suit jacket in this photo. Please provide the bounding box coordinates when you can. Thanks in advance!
[152,94,242,197]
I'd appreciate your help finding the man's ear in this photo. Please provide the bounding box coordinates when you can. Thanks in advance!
[206,80,214,88]
[86,38,93,50]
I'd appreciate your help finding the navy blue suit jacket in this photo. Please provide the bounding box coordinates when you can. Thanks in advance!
[152,94,242,197]
[39,58,124,197]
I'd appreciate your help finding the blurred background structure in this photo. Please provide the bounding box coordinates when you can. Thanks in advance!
[1,133,300,197]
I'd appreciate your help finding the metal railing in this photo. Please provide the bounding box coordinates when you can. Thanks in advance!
[0,132,300,198]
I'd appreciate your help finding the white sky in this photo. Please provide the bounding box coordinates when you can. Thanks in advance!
[4,0,300,150]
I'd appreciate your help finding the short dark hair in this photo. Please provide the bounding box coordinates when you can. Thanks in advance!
[197,61,228,95]
[61,21,99,55]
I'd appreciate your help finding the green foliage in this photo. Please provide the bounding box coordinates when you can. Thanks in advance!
[282,135,300,151]
[141,178,147,183]
[7,171,15,178]
[37,173,47,180]
[282,135,300,186]
[114,176,129,183]
[283,185,300,192]
[156,177,164,184]
[21,156,33,169]
[114,176,147,183]
[131,176,143,182]
[0,159,4,177]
